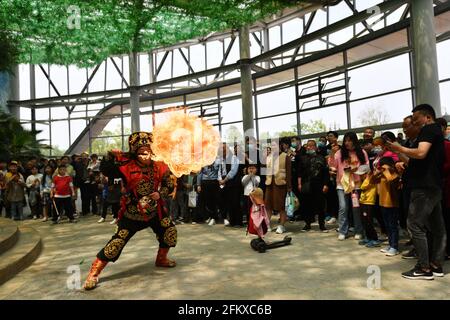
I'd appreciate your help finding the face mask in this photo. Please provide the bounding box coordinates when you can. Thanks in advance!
[318,141,326,148]
[291,142,297,148]
[373,147,383,155]
[306,149,316,155]
[446,134,450,141]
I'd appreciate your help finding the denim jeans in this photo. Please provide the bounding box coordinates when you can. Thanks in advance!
[337,189,363,236]
[381,207,399,250]
[407,188,447,268]
[10,201,24,220]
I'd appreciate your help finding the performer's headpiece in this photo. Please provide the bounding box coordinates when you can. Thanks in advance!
[128,132,153,154]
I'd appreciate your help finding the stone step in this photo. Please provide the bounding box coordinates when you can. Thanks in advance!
[0,226,42,286]
[0,219,19,256]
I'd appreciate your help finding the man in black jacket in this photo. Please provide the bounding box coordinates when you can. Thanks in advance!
[298,140,330,232]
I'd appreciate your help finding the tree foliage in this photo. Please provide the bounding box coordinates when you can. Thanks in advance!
[0,111,45,162]
[0,0,313,67]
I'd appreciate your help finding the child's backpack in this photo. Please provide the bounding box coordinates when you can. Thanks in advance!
[247,205,269,237]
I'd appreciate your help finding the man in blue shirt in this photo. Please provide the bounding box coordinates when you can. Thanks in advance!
[197,156,221,225]
[218,143,242,227]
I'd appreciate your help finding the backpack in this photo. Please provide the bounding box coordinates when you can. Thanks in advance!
[247,204,269,237]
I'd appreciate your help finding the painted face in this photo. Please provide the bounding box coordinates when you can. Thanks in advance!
[137,146,152,165]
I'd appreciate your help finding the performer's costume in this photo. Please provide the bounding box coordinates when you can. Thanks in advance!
[84,132,177,290]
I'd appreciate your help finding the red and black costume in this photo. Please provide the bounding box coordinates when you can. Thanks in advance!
[84,132,177,290]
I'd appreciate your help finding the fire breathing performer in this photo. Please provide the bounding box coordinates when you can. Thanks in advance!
[83,132,177,290]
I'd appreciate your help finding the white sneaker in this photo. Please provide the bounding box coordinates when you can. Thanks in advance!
[224,219,230,226]
[41,217,48,222]
[380,246,391,253]
[206,218,211,224]
[191,222,197,225]
[338,234,346,241]
[110,218,117,225]
[208,218,216,226]
[33,215,37,220]
[275,225,286,234]
[327,217,337,224]
[97,218,105,223]
[385,248,399,256]
[354,234,363,240]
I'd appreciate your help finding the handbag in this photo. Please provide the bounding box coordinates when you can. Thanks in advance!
[188,191,197,208]
[285,191,296,218]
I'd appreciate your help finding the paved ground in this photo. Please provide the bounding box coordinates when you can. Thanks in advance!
[1,214,449,300]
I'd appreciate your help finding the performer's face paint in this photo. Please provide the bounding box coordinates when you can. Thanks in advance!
[137,146,152,165]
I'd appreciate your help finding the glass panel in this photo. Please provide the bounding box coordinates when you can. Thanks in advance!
[438,39,450,80]
[87,62,105,92]
[282,18,303,43]
[139,53,150,85]
[35,65,49,99]
[257,86,296,117]
[140,114,154,132]
[224,36,239,66]
[20,107,31,120]
[269,26,281,50]
[51,107,68,120]
[300,104,348,134]
[329,26,354,46]
[349,54,411,100]
[221,98,242,123]
[91,136,123,155]
[107,57,125,90]
[308,9,327,33]
[221,122,244,144]
[207,41,223,70]
[189,44,205,75]
[70,119,86,146]
[329,1,353,24]
[49,65,68,96]
[51,121,70,152]
[19,64,30,100]
[258,113,297,140]
[355,0,383,12]
[250,32,262,58]
[69,65,87,94]
[440,81,450,116]
[350,90,413,128]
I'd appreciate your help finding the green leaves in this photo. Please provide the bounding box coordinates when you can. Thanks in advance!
[0,0,305,67]
[0,111,44,162]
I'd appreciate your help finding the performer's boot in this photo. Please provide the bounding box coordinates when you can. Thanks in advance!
[83,258,108,290]
[155,247,176,267]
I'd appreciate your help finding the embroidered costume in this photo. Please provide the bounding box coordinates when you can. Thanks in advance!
[84,132,177,290]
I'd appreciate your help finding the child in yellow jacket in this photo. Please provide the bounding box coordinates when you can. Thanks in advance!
[373,157,400,257]
[358,166,381,248]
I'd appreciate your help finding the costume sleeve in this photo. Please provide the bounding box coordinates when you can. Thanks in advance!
[100,152,125,181]
[159,169,175,199]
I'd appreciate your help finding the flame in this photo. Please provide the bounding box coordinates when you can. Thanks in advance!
[151,108,220,177]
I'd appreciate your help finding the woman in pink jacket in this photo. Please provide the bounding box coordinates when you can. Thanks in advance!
[329,132,369,241]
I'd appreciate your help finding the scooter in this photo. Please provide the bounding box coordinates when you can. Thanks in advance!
[250,236,292,253]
